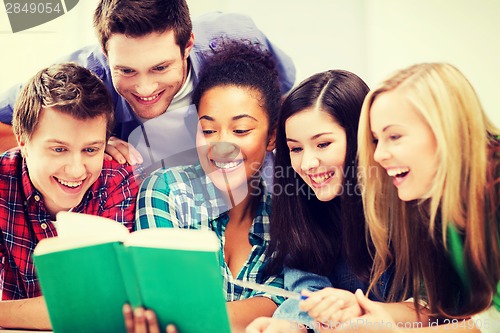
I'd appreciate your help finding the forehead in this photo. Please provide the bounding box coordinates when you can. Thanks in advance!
[370,89,421,129]
[106,30,182,67]
[198,86,268,122]
[30,107,107,141]
[286,108,343,134]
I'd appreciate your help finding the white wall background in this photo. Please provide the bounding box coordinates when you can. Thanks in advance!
[1,0,498,126]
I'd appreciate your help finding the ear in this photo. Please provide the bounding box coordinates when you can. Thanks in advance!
[17,135,28,157]
[101,46,108,59]
[266,127,276,152]
[183,32,195,59]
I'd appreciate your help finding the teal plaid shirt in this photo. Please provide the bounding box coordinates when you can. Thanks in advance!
[136,163,284,305]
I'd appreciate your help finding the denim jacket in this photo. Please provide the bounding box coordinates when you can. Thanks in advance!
[273,257,393,330]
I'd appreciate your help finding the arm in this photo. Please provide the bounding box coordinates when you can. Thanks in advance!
[120,298,277,333]
[315,290,480,333]
[0,122,16,153]
[0,296,51,330]
[274,267,333,326]
[227,296,278,333]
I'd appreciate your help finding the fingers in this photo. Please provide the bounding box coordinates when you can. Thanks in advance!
[246,317,272,333]
[354,289,377,313]
[123,304,135,333]
[122,305,162,333]
[145,310,161,333]
[299,288,362,327]
[106,136,144,165]
[166,324,178,333]
[129,307,148,333]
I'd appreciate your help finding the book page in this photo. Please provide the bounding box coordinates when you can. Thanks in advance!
[124,228,220,252]
[34,212,130,255]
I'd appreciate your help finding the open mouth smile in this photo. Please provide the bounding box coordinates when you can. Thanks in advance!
[55,177,84,188]
[211,159,244,170]
[308,171,335,186]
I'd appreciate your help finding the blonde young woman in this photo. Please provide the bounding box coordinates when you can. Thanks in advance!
[302,63,500,332]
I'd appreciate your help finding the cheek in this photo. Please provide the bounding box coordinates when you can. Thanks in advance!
[88,158,104,177]
[289,155,302,175]
[112,76,128,91]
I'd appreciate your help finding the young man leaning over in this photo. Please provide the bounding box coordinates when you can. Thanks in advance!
[0,63,139,329]
[0,0,295,181]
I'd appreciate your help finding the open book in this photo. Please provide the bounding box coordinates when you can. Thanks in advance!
[33,212,231,333]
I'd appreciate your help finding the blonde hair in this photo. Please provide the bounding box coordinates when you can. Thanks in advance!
[358,63,500,318]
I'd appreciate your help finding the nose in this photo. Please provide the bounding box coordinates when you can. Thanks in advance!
[373,141,390,164]
[300,149,319,172]
[135,75,158,96]
[65,153,86,179]
[210,142,240,160]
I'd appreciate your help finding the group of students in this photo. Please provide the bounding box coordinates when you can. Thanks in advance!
[0,1,498,333]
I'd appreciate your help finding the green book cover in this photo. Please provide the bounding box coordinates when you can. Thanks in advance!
[33,212,231,333]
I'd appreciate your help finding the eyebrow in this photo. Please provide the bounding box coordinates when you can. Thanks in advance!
[114,60,171,70]
[199,114,259,122]
[46,140,106,146]
[286,132,333,142]
[372,124,400,136]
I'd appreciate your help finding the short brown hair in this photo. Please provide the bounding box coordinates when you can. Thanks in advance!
[13,63,114,143]
[94,0,192,56]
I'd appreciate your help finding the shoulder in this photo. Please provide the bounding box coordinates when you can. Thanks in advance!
[193,11,258,33]
[141,164,203,194]
[0,149,22,177]
[56,44,109,80]
[92,159,140,194]
[191,11,266,53]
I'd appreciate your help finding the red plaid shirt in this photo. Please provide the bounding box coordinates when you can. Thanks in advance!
[0,149,139,300]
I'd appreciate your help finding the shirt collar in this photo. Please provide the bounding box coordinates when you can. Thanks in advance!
[193,164,271,243]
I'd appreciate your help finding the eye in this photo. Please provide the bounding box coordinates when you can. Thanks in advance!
[317,142,331,149]
[202,130,215,135]
[372,138,379,144]
[233,129,250,135]
[289,147,303,153]
[52,147,66,153]
[83,147,100,153]
[119,68,135,75]
[389,134,401,141]
[154,65,168,72]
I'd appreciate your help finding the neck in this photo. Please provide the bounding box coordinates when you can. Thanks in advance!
[226,178,261,226]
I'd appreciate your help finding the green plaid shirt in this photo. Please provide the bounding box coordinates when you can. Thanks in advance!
[136,163,284,305]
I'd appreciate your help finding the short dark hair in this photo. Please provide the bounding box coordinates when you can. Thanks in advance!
[94,0,192,56]
[13,63,114,142]
[192,40,281,137]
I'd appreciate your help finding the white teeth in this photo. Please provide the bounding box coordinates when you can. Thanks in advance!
[310,172,334,184]
[213,160,242,169]
[387,168,410,177]
[57,178,83,188]
[139,94,159,101]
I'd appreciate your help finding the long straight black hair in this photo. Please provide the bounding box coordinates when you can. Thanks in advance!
[265,70,372,280]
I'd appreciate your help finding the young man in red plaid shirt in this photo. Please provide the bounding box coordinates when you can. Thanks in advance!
[0,63,139,329]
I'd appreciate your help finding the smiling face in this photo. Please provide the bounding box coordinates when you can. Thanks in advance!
[196,85,274,194]
[370,89,439,201]
[20,107,107,218]
[286,108,347,202]
[106,30,194,120]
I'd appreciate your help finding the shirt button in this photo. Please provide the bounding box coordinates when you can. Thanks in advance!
[41,223,47,230]
[34,195,41,201]
[94,67,104,78]
[209,39,218,50]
